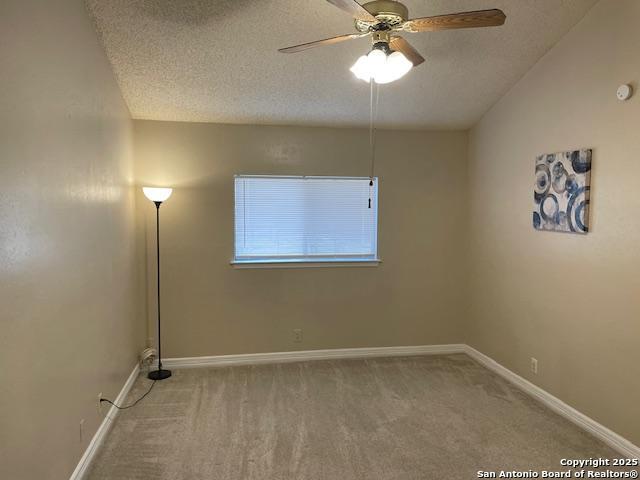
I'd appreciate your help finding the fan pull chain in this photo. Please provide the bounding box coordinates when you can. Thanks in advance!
[368,81,380,209]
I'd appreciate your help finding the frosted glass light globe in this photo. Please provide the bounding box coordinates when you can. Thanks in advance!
[143,187,173,203]
[350,48,413,84]
[387,52,412,77]
[367,48,387,74]
[375,51,412,84]
[350,55,371,82]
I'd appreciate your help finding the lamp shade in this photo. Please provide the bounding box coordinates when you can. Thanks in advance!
[143,187,173,203]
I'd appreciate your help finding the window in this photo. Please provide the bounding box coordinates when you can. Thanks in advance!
[234,175,379,265]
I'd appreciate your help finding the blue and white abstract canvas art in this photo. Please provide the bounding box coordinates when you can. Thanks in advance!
[533,149,591,234]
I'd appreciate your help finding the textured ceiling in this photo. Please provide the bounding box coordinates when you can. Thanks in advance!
[86,0,598,129]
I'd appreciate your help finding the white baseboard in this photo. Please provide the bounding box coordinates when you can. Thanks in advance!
[160,344,467,368]
[464,345,640,459]
[69,364,140,480]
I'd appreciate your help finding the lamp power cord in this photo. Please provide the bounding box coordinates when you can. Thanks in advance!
[99,379,156,410]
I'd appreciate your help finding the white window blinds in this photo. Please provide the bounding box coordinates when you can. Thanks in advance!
[234,175,378,263]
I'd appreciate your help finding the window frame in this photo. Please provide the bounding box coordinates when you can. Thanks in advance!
[231,175,381,268]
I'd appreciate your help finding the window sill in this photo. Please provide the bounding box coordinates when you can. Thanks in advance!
[230,258,382,269]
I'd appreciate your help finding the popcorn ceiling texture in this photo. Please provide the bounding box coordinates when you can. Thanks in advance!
[86,0,598,129]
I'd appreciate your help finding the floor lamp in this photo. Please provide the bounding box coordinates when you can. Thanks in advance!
[143,187,173,381]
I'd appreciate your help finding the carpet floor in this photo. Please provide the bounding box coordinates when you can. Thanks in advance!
[87,354,628,479]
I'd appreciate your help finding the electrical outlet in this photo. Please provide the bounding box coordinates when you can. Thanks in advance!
[98,392,103,413]
[79,419,85,442]
[531,357,538,375]
[293,328,303,343]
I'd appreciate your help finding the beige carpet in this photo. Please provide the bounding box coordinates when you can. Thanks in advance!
[87,354,628,479]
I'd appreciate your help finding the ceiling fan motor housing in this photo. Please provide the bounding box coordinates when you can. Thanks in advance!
[355,0,409,32]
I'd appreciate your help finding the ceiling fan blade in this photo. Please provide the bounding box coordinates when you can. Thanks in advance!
[389,36,425,66]
[403,9,506,33]
[278,33,368,53]
[326,0,377,22]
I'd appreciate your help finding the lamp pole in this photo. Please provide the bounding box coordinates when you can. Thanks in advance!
[149,201,171,380]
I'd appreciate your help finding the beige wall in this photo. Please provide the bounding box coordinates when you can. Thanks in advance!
[134,121,468,358]
[468,0,640,446]
[0,1,144,478]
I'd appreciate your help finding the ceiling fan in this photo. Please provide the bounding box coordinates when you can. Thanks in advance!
[279,0,506,83]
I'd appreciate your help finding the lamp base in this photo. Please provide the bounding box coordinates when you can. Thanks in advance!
[148,369,172,381]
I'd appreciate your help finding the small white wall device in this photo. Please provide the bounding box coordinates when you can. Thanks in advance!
[616,84,633,101]
[140,347,157,368]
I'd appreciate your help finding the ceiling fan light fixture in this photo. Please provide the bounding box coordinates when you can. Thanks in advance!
[350,48,413,84]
